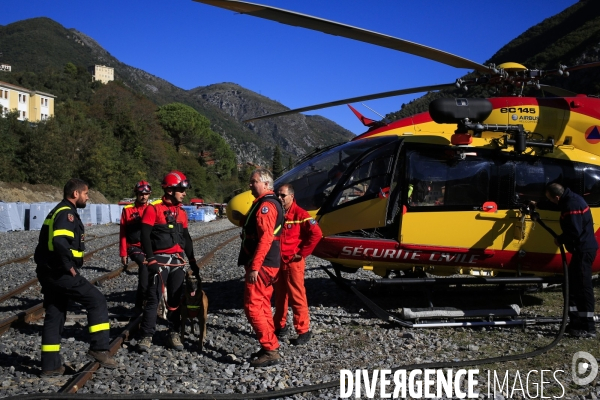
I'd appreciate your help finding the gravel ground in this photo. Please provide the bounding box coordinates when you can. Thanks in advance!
[0,219,599,399]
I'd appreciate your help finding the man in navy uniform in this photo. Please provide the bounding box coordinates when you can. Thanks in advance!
[546,183,598,338]
[35,178,117,376]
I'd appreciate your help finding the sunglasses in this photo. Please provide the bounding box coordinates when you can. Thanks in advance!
[277,193,290,199]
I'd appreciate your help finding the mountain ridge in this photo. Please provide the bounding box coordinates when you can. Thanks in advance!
[0,17,355,166]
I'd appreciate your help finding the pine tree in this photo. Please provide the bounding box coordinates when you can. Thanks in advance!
[287,155,293,171]
[272,145,283,179]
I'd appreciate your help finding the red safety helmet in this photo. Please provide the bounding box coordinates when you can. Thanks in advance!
[161,170,190,190]
[134,180,152,194]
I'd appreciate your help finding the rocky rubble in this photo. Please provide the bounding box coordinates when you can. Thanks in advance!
[0,219,598,398]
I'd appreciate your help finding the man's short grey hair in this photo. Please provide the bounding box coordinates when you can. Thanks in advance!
[546,182,565,197]
[251,168,274,190]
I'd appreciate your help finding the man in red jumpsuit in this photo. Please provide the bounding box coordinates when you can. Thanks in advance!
[237,168,284,367]
[138,171,200,352]
[119,181,152,314]
[274,183,322,345]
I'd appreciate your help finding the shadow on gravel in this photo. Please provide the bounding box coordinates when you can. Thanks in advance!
[207,321,255,340]
[0,296,45,314]
[203,275,372,312]
[81,264,112,273]
[368,283,544,309]
[0,351,40,375]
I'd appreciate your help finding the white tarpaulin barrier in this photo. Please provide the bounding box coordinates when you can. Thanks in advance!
[96,204,111,225]
[0,203,24,232]
[2,201,173,230]
[14,202,30,230]
[109,204,122,224]
[29,202,57,231]
[78,205,98,226]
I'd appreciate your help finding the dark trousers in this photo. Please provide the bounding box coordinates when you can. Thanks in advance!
[127,247,148,310]
[140,257,185,337]
[568,250,596,332]
[37,270,110,371]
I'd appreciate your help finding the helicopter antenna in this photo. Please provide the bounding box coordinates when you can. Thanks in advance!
[360,102,386,120]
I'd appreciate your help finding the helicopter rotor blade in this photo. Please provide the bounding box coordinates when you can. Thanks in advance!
[243,83,457,122]
[545,61,600,74]
[194,0,491,73]
[537,85,578,97]
[565,61,600,72]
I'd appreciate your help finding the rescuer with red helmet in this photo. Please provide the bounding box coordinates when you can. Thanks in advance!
[236,168,284,367]
[119,180,152,314]
[137,171,200,351]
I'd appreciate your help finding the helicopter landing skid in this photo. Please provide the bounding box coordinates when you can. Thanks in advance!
[320,264,583,330]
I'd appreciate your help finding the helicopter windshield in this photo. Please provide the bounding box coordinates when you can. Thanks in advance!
[274,136,398,211]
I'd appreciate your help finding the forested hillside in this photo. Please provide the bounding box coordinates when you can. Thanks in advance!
[0,66,238,202]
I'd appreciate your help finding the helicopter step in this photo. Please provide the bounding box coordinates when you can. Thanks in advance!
[399,305,520,320]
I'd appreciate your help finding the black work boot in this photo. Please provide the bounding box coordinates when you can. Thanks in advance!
[275,325,289,339]
[40,365,65,377]
[167,331,184,351]
[291,331,312,346]
[138,336,152,352]
[250,349,281,367]
[250,347,267,359]
[87,350,118,369]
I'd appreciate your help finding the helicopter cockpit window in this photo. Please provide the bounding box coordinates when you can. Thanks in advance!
[407,151,490,208]
[274,137,398,211]
[513,159,576,207]
[333,146,395,207]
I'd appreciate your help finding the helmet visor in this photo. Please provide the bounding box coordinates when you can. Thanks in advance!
[179,179,190,189]
[136,184,152,194]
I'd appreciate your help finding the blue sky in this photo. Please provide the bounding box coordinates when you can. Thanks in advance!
[1,0,579,134]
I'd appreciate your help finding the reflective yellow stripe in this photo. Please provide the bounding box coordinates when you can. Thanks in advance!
[151,199,163,205]
[89,322,110,333]
[284,217,313,224]
[187,305,200,309]
[54,229,74,238]
[273,224,281,235]
[71,249,84,258]
[46,206,71,251]
[41,344,60,352]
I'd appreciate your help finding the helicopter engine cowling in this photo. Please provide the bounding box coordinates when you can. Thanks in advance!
[429,98,493,124]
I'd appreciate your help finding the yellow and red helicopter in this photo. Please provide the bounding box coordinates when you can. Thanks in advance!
[195,0,600,279]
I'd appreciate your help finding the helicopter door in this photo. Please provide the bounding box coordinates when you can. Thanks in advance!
[316,141,400,237]
[401,147,497,252]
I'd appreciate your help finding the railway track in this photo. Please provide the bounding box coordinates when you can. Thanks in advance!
[58,233,238,394]
[0,225,239,336]
[0,232,119,269]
